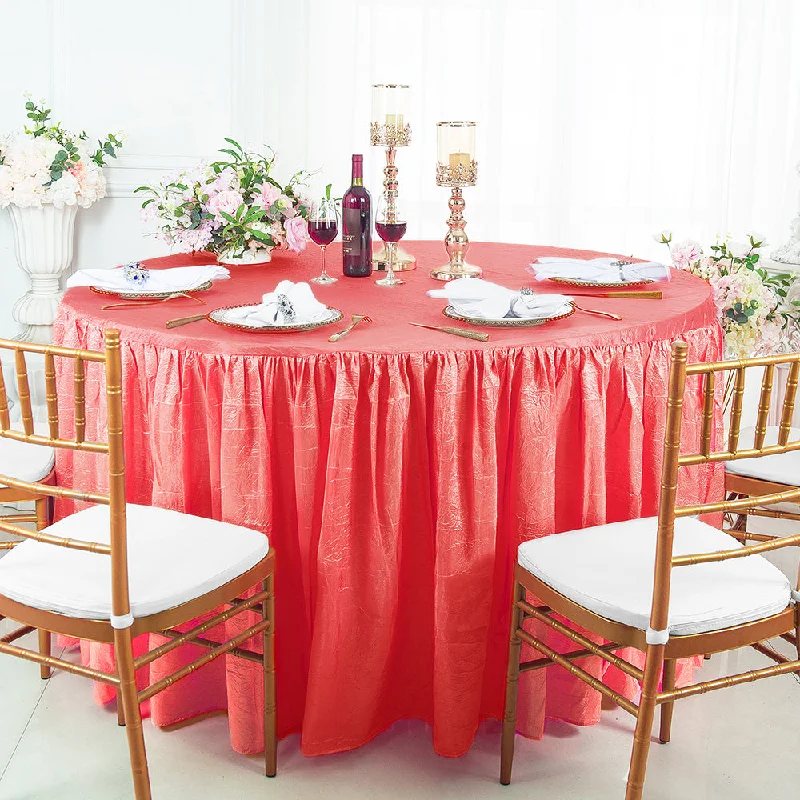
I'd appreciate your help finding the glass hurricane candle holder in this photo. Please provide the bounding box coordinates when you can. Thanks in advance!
[431,121,481,281]
[369,83,416,272]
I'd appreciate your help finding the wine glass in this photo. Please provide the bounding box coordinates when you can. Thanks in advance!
[375,192,407,287]
[308,198,339,285]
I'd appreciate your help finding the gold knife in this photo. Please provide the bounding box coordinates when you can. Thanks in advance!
[409,322,489,342]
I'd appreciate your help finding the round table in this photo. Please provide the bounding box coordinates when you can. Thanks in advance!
[52,241,723,758]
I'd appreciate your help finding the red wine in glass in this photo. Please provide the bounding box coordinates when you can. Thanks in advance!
[375,193,406,287]
[309,220,338,246]
[309,199,339,285]
[375,221,407,243]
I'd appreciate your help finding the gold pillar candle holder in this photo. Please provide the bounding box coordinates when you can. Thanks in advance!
[431,121,481,281]
[370,84,416,271]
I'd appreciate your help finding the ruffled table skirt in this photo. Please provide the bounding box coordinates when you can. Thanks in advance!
[51,242,723,757]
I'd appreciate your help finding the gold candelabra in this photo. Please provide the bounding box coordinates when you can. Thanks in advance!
[370,84,416,271]
[431,121,481,281]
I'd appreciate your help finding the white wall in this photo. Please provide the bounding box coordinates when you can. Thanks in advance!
[0,0,249,338]
[2,0,800,341]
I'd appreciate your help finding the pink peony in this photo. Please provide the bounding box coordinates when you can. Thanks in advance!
[207,189,243,221]
[254,183,281,211]
[670,239,703,270]
[283,215,308,253]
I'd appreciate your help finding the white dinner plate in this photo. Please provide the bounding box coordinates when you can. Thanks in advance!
[208,304,343,333]
[90,281,213,299]
[442,303,575,327]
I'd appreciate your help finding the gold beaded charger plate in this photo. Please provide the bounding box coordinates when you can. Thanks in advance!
[547,276,654,289]
[90,281,213,299]
[442,303,575,327]
[207,304,343,333]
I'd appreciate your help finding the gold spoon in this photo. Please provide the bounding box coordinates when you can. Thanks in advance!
[328,314,372,342]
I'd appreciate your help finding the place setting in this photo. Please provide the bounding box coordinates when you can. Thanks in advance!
[426,276,622,332]
[528,256,671,290]
[168,279,344,333]
[67,262,231,309]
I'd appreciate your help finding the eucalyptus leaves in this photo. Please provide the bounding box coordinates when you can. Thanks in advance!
[136,138,311,259]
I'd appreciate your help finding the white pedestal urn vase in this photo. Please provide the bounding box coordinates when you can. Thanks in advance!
[8,203,78,344]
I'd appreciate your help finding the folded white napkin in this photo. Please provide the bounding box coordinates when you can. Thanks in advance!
[427,277,572,321]
[227,280,329,327]
[529,257,670,284]
[67,264,230,292]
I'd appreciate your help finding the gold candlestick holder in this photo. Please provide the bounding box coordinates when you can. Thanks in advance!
[370,84,416,271]
[431,121,481,281]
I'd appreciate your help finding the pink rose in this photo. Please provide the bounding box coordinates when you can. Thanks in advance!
[207,189,243,220]
[254,183,281,211]
[283,215,308,253]
[670,239,702,270]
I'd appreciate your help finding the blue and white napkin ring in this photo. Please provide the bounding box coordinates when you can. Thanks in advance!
[122,262,150,286]
[274,294,296,323]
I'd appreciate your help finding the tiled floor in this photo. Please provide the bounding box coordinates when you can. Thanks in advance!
[1,514,799,799]
[0,624,798,799]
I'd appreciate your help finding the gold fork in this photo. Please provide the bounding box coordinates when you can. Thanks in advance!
[101,292,205,311]
[328,314,372,342]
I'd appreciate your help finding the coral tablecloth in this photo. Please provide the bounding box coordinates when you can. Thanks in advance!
[52,241,723,757]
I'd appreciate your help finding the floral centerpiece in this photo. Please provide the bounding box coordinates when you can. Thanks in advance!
[654,230,800,358]
[0,96,124,209]
[136,138,311,264]
[0,95,125,344]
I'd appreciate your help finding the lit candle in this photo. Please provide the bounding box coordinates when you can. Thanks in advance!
[449,151,471,169]
[386,113,404,130]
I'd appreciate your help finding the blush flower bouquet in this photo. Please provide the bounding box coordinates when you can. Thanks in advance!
[137,138,311,263]
[654,230,800,358]
[0,96,125,209]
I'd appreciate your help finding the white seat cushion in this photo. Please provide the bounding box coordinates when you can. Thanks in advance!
[518,517,791,637]
[0,430,54,484]
[0,504,269,620]
[725,426,800,486]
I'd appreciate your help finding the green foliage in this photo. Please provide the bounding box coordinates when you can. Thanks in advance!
[136,137,314,257]
[19,95,124,184]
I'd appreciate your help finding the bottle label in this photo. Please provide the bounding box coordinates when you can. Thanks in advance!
[342,208,362,256]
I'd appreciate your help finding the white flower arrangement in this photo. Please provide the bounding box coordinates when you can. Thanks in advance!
[0,95,125,210]
[655,231,800,358]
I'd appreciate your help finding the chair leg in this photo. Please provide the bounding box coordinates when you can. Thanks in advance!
[263,574,277,778]
[500,580,525,786]
[658,659,676,743]
[114,628,152,800]
[625,644,665,800]
[35,497,52,680]
[37,630,52,680]
[118,695,126,727]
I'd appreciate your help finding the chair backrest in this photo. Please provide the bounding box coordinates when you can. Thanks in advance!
[650,342,800,638]
[0,330,131,624]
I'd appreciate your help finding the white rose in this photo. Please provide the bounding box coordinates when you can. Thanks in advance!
[727,240,750,259]
[652,228,672,244]
[748,231,767,248]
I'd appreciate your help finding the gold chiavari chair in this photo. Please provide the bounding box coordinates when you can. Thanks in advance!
[500,342,800,800]
[0,332,277,800]
[723,360,800,539]
[0,352,57,676]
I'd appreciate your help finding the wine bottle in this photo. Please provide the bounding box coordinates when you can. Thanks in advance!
[342,154,372,277]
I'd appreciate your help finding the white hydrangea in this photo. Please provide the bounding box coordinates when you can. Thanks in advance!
[0,131,108,209]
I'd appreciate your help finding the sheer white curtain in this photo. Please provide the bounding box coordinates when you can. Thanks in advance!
[264,0,800,261]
